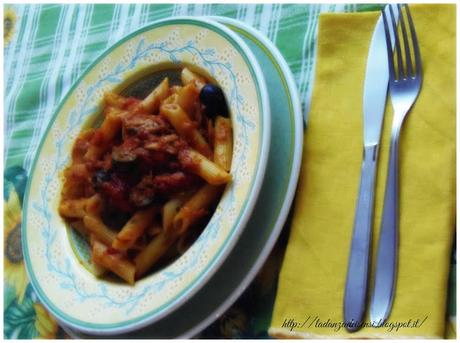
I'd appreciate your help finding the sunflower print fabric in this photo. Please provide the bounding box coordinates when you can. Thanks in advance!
[3,166,65,339]
[4,7,16,46]
[4,185,27,303]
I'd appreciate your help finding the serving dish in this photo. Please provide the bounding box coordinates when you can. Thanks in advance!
[22,17,270,334]
[62,16,303,338]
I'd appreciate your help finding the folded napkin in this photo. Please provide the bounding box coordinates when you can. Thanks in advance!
[269,4,456,339]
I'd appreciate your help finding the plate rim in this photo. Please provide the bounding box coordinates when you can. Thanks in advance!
[21,16,271,334]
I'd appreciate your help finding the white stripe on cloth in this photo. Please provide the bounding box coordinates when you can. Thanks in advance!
[297,5,314,99]
[302,4,324,121]
[139,3,148,26]
[5,5,42,157]
[107,5,121,47]
[74,4,94,80]
[271,3,283,43]
[129,4,143,34]
[259,4,273,38]
[5,5,37,118]
[4,4,26,151]
[108,4,130,46]
[62,4,88,94]
[177,4,189,16]
[193,3,204,16]
[243,4,256,25]
[201,3,212,17]
[236,4,244,20]
[23,5,73,171]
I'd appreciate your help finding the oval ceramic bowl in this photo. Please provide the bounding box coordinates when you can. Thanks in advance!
[62,15,303,339]
[22,17,270,335]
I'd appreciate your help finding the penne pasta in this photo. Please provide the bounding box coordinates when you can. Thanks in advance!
[160,103,212,157]
[59,193,102,219]
[92,240,135,284]
[112,206,157,251]
[104,92,127,109]
[181,68,206,91]
[162,197,186,233]
[147,224,163,237]
[63,162,90,181]
[61,179,89,199]
[163,93,179,105]
[83,215,117,247]
[162,83,198,117]
[176,227,202,255]
[140,77,169,113]
[178,148,231,185]
[59,198,88,218]
[173,184,223,235]
[86,234,108,277]
[72,129,95,163]
[134,231,174,278]
[170,85,182,94]
[60,67,233,284]
[84,194,103,216]
[84,109,122,161]
[176,83,199,115]
[213,116,233,171]
[101,110,123,139]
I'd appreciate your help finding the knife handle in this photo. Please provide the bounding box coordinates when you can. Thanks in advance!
[344,144,378,332]
[370,136,399,325]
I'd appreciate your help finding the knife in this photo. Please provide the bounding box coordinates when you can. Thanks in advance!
[343,6,395,332]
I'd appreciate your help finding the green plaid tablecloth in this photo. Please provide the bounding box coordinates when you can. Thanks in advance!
[3,3,455,339]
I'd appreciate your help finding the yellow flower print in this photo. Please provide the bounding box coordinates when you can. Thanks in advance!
[4,7,17,46]
[4,188,28,303]
[33,303,58,339]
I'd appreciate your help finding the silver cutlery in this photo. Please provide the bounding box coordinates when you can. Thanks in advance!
[370,4,422,325]
[343,5,398,332]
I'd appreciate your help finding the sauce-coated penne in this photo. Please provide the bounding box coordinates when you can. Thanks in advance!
[59,68,232,284]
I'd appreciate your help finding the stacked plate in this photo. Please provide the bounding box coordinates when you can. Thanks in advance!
[22,16,303,338]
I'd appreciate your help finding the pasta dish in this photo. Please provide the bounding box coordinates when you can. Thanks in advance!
[59,68,233,284]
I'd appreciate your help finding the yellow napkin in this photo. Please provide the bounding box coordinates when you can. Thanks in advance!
[270,4,456,339]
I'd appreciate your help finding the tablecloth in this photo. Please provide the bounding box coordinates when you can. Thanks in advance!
[3,3,455,339]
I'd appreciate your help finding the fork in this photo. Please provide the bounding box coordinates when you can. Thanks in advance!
[370,4,422,325]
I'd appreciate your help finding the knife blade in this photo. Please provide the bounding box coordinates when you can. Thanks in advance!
[343,6,395,332]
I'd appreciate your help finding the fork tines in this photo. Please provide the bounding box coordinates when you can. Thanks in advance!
[382,4,421,80]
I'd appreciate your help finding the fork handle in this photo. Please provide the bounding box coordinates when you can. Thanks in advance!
[370,134,400,325]
[344,144,378,331]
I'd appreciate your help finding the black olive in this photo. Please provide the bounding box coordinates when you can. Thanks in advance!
[199,84,229,118]
[92,169,111,191]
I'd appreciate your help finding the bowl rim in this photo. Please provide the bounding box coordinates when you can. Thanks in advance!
[21,16,271,334]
